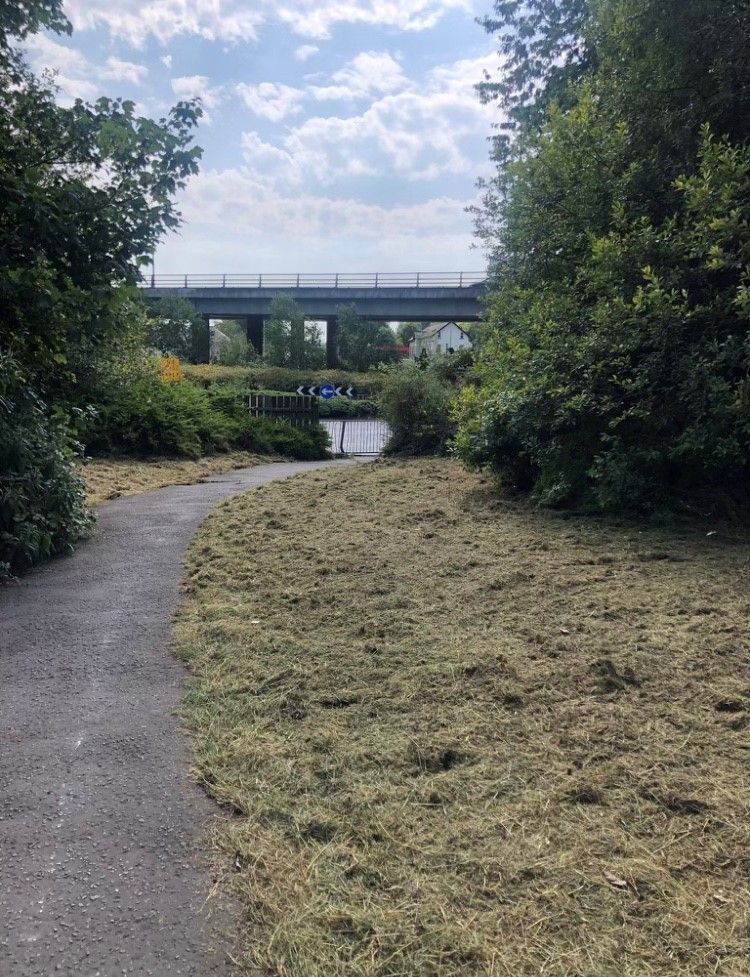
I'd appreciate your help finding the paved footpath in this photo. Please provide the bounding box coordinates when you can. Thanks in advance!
[0,460,354,977]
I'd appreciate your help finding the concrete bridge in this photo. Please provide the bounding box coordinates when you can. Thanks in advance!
[140,272,486,365]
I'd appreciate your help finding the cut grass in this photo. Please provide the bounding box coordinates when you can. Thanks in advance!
[81,451,269,506]
[176,458,750,977]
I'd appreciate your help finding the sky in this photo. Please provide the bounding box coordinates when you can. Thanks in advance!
[26,1,503,276]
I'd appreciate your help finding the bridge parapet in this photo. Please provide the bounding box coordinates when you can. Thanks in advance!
[142,271,485,290]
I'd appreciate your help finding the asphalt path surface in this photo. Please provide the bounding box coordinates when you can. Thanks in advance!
[0,460,354,977]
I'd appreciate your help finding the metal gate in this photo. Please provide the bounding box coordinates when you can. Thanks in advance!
[248,393,319,427]
[321,419,391,456]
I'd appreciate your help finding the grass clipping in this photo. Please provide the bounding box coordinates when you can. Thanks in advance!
[176,459,750,976]
[81,451,269,506]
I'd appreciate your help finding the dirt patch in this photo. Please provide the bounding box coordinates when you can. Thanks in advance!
[81,451,271,505]
[176,458,750,976]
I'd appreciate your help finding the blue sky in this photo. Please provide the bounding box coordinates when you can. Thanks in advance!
[27,1,503,275]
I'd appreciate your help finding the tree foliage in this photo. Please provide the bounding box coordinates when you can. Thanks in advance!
[0,1,203,576]
[0,352,91,580]
[337,305,400,371]
[458,0,750,512]
[143,296,206,361]
[379,361,456,456]
[264,295,325,369]
[1,4,202,397]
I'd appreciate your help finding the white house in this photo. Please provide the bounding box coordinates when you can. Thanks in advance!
[409,321,472,359]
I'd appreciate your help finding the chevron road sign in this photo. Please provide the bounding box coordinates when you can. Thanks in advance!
[296,384,355,399]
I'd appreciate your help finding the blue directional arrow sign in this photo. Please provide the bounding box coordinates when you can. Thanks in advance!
[319,382,336,400]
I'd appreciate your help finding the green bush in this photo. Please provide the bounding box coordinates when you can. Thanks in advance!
[242,418,330,460]
[317,397,378,418]
[202,383,330,459]
[456,131,750,512]
[183,364,384,399]
[80,376,233,458]
[0,355,91,582]
[378,362,455,456]
[80,374,330,462]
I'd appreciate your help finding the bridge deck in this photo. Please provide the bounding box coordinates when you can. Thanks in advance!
[141,272,486,322]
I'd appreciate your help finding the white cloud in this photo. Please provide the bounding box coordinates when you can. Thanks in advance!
[235,82,306,122]
[294,44,319,62]
[174,166,476,255]
[25,35,148,102]
[239,53,497,187]
[171,74,223,122]
[63,0,469,45]
[64,0,264,47]
[100,57,149,85]
[275,0,471,40]
[161,54,172,68]
[240,132,303,187]
[310,51,406,100]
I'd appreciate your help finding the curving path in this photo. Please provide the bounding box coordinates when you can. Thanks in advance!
[0,460,355,977]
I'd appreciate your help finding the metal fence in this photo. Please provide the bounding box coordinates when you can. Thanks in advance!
[321,419,391,456]
[248,393,319,428]
[142,272,486,289]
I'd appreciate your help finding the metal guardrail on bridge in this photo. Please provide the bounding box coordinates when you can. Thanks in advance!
[141,272,486,289]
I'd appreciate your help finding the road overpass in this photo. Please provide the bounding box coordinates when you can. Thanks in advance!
[140,272,486,365]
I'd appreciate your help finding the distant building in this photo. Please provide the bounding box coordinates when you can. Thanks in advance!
[409,321,472,359]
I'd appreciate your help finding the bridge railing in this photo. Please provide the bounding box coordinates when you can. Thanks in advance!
[141,272,486,289]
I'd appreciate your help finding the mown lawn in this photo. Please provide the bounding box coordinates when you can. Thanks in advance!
[176,459,750,977]
[81,451,270,506]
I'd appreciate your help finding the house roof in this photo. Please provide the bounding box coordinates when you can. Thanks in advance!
[414,321,458,340]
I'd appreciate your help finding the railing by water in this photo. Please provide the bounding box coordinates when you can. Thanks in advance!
[142,272,486,289]
[321,419,391,456]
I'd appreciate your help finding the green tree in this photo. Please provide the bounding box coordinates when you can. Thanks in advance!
[1,4,202,399]
[458,0,750,512]
[0,0,203,576]
[338,305,400,371]
[395,322,418,346]
[214,320,259,366]
[144,296,206,361]
[264,295,324,369]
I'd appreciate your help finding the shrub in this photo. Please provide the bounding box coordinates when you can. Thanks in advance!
[242,418,330,460]
[456,131,750,513]
[379,362,455,456]
[201,383,330,459]
[317,397,378,418]
[0,355,91,581]
[183,364,385,399]
[80,376,233,458]
[79,372,330,462]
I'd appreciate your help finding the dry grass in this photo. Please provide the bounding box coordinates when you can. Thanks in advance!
[176,459,750,977]
[81,451,269,506]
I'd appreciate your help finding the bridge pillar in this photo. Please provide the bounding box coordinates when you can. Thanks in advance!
[246,315,264,356]
[326,317,339,368]
[192,315,211,364]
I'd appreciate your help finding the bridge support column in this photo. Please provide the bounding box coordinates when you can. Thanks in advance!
[192,315,211,364]
[246,315,264,356]
[326,316,339,368]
